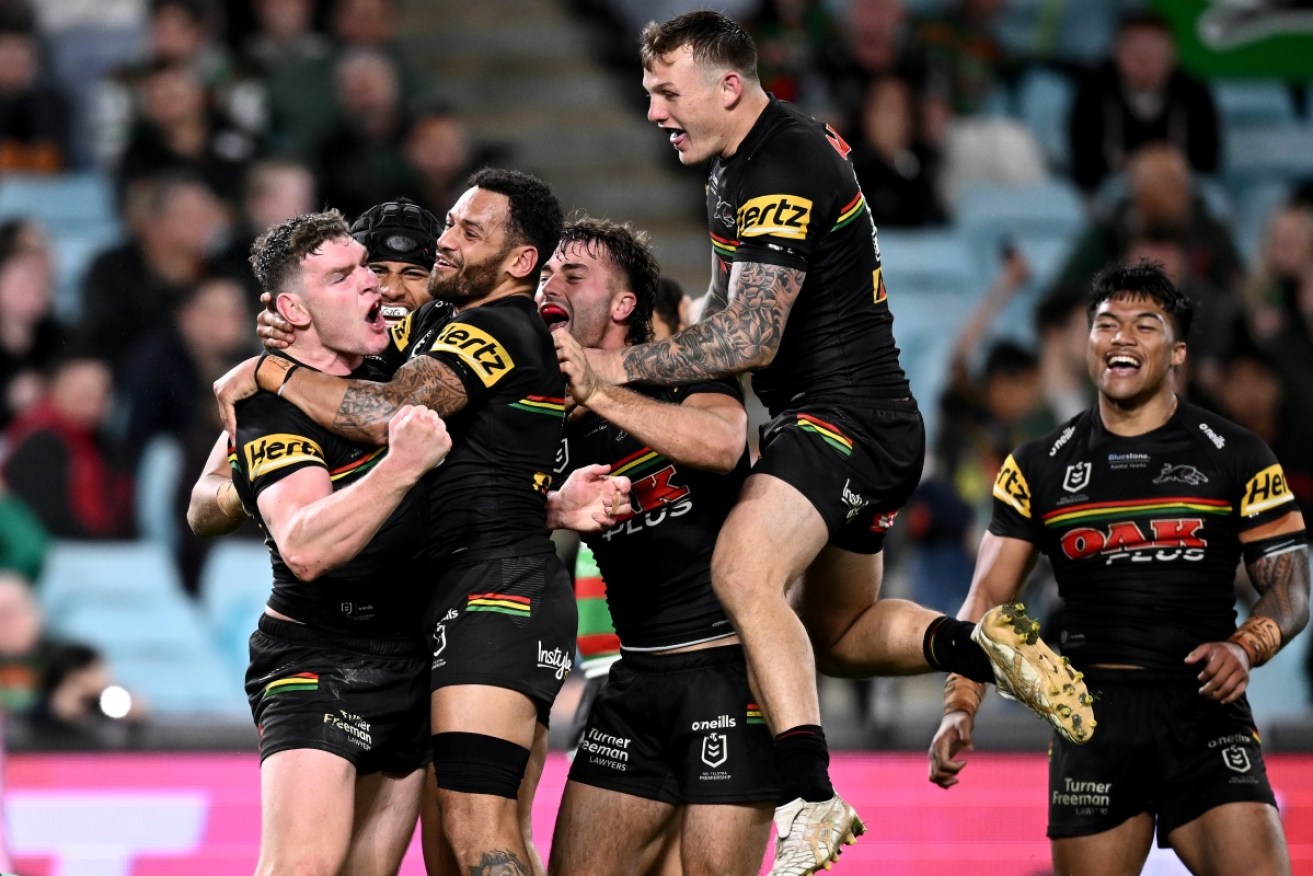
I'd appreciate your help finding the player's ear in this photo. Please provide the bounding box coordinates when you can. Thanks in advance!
[277,292,311,328]
[505,244,537,281]
[1170,341,1186,368]
[721,70,743,108]
[612,291,636,323]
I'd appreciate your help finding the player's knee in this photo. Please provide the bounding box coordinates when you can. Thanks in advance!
[431,731,530,799]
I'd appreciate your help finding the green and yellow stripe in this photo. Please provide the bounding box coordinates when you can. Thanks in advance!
[1042,496,1231,528]
[263,672,319,698]
[510,395,566,417]
[746,703,765,725]
[609,446,665,479]
[329,447,386,482]
[831,193,867,231]
[710,231,737,260]
[467,592,532,617]
[797,413,853,457]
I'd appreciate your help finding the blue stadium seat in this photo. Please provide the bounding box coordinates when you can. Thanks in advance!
[1016,68,1076,171]
[955,179,1086,273]
[0,171,117,231]
[1213,80,1296,130]
[1225,126,1313,186]
[877,228,975,297]
[1232,180,1293,267]
[135,435,184,551]
[51,222,122,322]
[198,541,272,686]
[37,541,185,620]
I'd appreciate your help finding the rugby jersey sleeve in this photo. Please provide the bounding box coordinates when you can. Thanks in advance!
[234,393,329,499]
[416,304,523,406]
[987,444,1043,544]
[1227,429,1300,533]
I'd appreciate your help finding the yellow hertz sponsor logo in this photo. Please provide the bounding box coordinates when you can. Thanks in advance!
[873,265,887,303]
[245,433,324,478]
[429,322,514,387]
[390,311,413,352]
[737,194,812,241]
[993,454,1032,519]
[1241,464,1294,517]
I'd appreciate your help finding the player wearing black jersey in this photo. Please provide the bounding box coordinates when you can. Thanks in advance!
[227,210,451,876]
[584,13,1083,874]
[540,217,777,875]
[929,262,1309,876]
[213,170,629,876]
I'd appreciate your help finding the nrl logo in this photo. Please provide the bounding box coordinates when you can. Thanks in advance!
[1063,462,1092,493]
[701,732,728,768]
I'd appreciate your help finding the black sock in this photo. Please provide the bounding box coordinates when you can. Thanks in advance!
[923,615,995,683]
[773,724,834,804]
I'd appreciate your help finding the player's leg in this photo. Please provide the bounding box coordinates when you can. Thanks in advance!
[1165,802,1290,876]
[678,803,773,876]
[1050,814,1155,876]
[255,748,357,876]
[637,822,682,876]
[547,781,677,876]
[520,721,550,876]
[343,767,425,876]
[431,683,540,872]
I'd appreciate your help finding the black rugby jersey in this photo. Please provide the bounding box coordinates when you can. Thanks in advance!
[707,97,910,413]
[375,299,454,374]
[558,379,747,651]
[232,357,427,638]
[411,295,565,562]
[989,399,1300,673]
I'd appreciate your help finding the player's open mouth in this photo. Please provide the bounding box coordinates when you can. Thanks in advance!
[366,300,383,327]
[669,128,687,148]
[539,301,569,332]
[1106,354,1141,374]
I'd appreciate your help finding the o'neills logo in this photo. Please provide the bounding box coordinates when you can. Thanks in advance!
[537,641,571,680]
[691,715,736,731]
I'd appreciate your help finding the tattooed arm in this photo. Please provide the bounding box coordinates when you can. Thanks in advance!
[588,260,803,386]
[263,354,470,446]
[1189,510,1309,703]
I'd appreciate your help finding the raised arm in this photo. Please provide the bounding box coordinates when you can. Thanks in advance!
[1189,510,1310,704]
[258,406,450,580]
[589,261,804,386]
[186,432,247,538]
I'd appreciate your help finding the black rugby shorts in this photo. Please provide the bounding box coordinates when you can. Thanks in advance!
[568,644,779,804]
[755,398,924,554]
[1048,673,1277,844]
[246,613,430,773]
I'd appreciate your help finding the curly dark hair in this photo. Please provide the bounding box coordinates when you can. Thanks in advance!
[1088,260,1194,341]
[560,216,661,346]
[465,168,563,287]
[249,210,351,296]
[640,10,758,78]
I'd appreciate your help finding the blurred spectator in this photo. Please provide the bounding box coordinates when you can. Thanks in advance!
[1053,143,1243,299]
[238,0,336,161]
[819,0,928,129]
[1209,344,1313,520]
[0,20,73,173]
[92,0,239,168]
[652,276,690,340]
[1122,229,1240,401]
[1034,287,1095,423]
[1243,201,1313,342]
[116,275,251,466]
[850,74,946,227]
[1069,10,1220,197]
[214,157,317,300]
[0,233,60,429]
[328,0,427,101]
[29,640,145,744]
[27,0,146,168]
[915,0,1016,116]
[77,170,230,374]
[744,0,839,113]
[1,351,134,540]
[315,47,409,219]
[398,100,475,219]
[0,571,45,714]
[115,59,259,207]
[0,482,47,582]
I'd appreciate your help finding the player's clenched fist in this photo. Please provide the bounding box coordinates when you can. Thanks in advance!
[386,404,450,476]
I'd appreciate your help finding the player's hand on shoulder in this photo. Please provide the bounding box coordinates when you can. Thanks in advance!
[1186,640,1250,704]
[257,292,294,349]
[928,710,975,789]
[386,404,451,476]
[214,355,262,436]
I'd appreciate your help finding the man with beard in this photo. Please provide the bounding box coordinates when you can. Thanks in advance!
[214,170,607,876]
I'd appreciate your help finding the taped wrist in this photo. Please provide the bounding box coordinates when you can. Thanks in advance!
[1228,615,1282,668]
[216,480,246,520]
[943,672,985,717]
[256,354,299,395]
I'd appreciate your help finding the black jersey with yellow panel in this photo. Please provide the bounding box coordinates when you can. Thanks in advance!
[559,379,747,651]
[231,358,427,638]
[706,97,910,414]
[412,294,565,563]
[989,399,1301,675]
[374,299,455,375]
